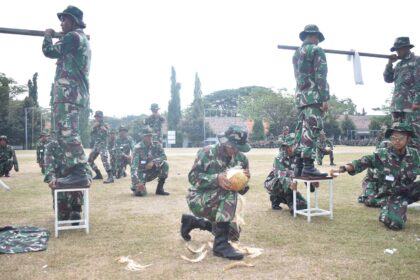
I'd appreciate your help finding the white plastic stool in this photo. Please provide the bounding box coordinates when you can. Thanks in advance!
[293,177,334,222]
[54,187,89,237]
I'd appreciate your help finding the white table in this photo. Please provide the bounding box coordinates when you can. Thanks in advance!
[293,177,334,222]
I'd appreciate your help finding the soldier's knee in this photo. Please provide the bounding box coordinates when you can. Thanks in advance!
[384,220,403,230]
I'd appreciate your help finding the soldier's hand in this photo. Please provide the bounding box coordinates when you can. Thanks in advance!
[330,168,342,177]
[48,180,56,189]
[145,161,154,170]
[217,172,232,190]
[388,54,398,64]
[14,165,19,172]
[321,102,329,112]
[136,183,145,192]
[45,29,55,36]
[289,181,298,191]
[412,104,420,111]
[243,169,251,179]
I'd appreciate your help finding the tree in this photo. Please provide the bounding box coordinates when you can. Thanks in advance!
[251,119,265,141]
[341,115,356,139]
[369,115,391,131]
[167,66,182,146]
[27,72,39,107]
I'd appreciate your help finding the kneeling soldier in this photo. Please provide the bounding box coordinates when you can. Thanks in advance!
[0,135,19,177]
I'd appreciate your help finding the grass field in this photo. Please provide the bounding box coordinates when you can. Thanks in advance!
[1,147,419,280]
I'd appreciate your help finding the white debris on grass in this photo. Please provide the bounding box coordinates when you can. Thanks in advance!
[180,250,208,263]
[116,256,152,271]
[384,248,397,255]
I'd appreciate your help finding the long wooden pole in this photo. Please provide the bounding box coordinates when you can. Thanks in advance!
[0,27,90,40]
[277,44,390,59]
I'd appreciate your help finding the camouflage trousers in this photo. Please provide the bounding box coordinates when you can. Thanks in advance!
[316,148,334,165]
[109,150,116,174]
[51,190,83,221]
[0,160,13,176]
[54,103,89,171]
[358,173,382,208]
[131,161,169,196]
[264,170,307,210]
[295,105,324,159]
[186,187,240,240]
[392,111,420,149]
[88,143,111,172]
[379,182,420,230]
[114,153,131,178]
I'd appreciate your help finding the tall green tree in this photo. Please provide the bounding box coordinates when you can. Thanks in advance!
[27,72,39,107]
[341,115,356,139]
[251,118,265,141]
[167,66,182,146]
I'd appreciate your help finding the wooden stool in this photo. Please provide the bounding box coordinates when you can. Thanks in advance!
[292,177,334,222]
[54,187,90,237]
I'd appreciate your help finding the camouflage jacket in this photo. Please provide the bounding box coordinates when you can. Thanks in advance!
[188,143,249,191]
[271,150,295,192]
[349,146,419,196]
[42,29,91,108]
[131,140,166,184]
[0,145,18,167]
[384,52,420,112]
[317,138,333,150]
[43,140,64,183]
[36,140,48,163]
[108,136,116,152]
[91,121,109,146]
[114,136,134,156]
[293,41,330,108]
[144,114,165,136]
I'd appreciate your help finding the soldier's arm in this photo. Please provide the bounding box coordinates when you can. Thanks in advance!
[383,62,395,83]
[43,144,56,183]
[414,57,420,107]
[188,149,218,190]
[42,32,79,58]
[336,153,376,176]
[314,48,330,102]
[130,147,142,185]
[273,156,293,191]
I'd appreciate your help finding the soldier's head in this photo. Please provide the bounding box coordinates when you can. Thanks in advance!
[218,125,251,157]
[281,133,296,156]
[150,103,160,114]
[299,24,325,44]
[390,37,414,59]
[0,135,7,146]
[94,110,104,121]
[140,126,155,145]
[119,125,129,138]
[282,126,289,135]
[57,6,86,33]
[109,129,117,139]
[320,130,326,139]
[39,131,49,142]
[385,122,414,151]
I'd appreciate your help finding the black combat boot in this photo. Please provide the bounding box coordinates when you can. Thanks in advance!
[156,178,170,195]
[180,214,213,241]
[92,168,103,180]
[270,196,282,210]
[294,157,304,177]
[302,158,327,177]
[213,222,244,260]
[103,170,114,184]
[4,171,10,177]
[69,211,81,226]
[56,165,90,188]
[330,157,336,166]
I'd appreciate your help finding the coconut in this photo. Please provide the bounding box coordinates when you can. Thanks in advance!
[226,168,249,192]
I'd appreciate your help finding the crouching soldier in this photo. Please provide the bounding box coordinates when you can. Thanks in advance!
[331,123,419,230]
[180,125,251,260]
[114,125,134,178]
[130,126,169,196]
[36,131,49,174]
[264,134,308,213]
[0,135,19,177]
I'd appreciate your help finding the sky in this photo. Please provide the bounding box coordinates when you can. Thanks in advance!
[1,0,419,117]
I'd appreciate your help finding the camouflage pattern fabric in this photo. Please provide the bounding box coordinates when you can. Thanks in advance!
[52,190,83,220]
[264,149,307,210]
[108,134,116,174]
[295,106,325,159]
[88,121,111,172]
[316,137,334,165]
[358,168,384,208]
[114,136,134,178]
[42,28,91,172]
[130,140,168,195]
[348,146,420,230]
[0,226,50,254]
[36,139,48,174]
[144,114,165,141]
[0,144,18,176]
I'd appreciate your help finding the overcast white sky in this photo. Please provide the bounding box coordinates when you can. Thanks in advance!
[1,0,419,117]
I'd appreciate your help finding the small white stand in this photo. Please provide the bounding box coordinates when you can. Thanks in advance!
[293,177,334,222]
[54,187,90,237]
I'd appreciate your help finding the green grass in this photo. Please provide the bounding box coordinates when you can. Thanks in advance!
[0,147,419,280]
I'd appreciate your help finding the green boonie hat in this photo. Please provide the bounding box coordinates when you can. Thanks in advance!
[0,135,7,142]
[281,133,296,147]
[118,125,128,132]
[57,5,86,29]
[140,126,155,137]
[385,122,415,138]
[218,125,251,153]
[39,131,49,137]
[390,37,414,52]
[299,24,325,42]
[94,110,103,118]
[150,103,160,111]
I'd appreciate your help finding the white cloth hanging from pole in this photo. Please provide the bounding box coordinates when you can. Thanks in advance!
[347,50,364,85]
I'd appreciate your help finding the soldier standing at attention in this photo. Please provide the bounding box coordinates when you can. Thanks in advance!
[131,126,169,196]
[88,110,114,184]
[114,125,134,178]
[180,126,251,260]
[0,136,19,177]
[316,130,335,166]
[36,131,49,174]
[42,5,91,188]
[292,24,330,177]
[144,103,165,142]
[384,37,420,149]
[331,123,419,230]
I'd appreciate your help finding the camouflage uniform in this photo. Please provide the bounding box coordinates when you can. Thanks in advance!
[144,103,165,142]
[316,135,334,166]
[130,133,168,196]
[36,133,49,174]
[108,129,117,176]
[0,136,18,177]
[42,6,91,176]
[88,116,112,173]
[0,226,50,254]
[383,37,420,148]
[114,134,134,178]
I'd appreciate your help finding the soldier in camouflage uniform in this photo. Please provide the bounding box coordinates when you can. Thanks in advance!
[114,125,134,179]
[180,125,251,260]
[131,126,169,196]
[0,136,19,177]
[293,24,330,177]
[108,128,117,177]
[144,103,165,142]
[316,130,335,166]
[88,110,114,184]
[384,37,420,149]
[332,123,420,230]
[264,134,307,212]
[278,126,290,143]
[36,131,49,174]
[42,6,91,187]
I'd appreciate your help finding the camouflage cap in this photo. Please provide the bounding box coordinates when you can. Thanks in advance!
[0,135,8,142]
[39,131,49,137]
[139,126,155,137]
[150,103,160,111]
[281,133,296,147]
[94,110,103,118]
[218,125,251,153]
[299,24,325,42]
[385,122,415,138]
[57,5,86,29]
[390,37,414,52]
[118,125,128,132]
